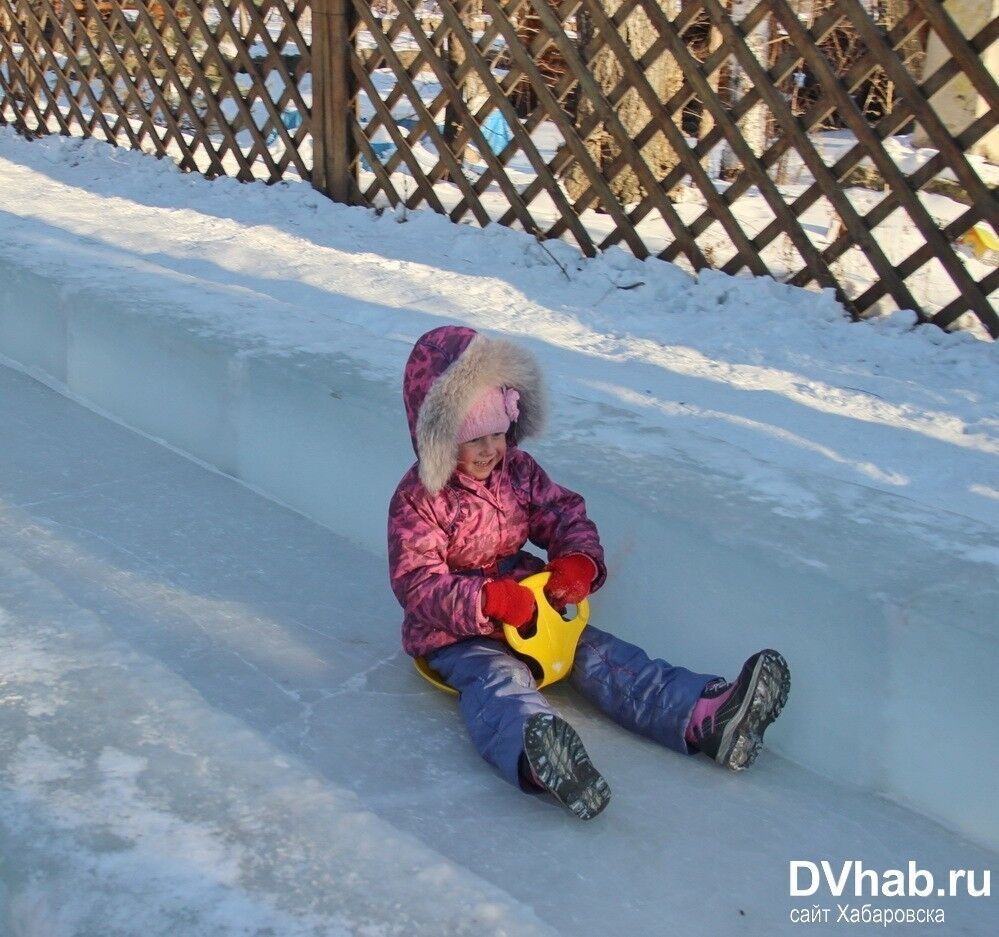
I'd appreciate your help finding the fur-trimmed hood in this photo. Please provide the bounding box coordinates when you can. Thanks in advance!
[402,325,547,492]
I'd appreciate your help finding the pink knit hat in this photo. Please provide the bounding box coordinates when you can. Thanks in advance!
[458,386,521,444]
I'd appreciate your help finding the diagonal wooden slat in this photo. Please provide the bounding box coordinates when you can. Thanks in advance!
[13,4,47,103]
[762,16,997,295]
[822,112,998,337]
[369,0,523,184]
[261,0,311,60]
[912,0,999,113]
[0,1,73,136]
[852,203,984,321]
[625,0,845,282]
[362,0,553,238]
[50,1,161,151]
[426,0,592,225]
[652,1,928,264]
[349,1,495,226]
[836,0,997,228]
[0,64,23,131]
[700,0,913,309]
[932,267,998,333]
[774,0,995,332]
[790,104,998,298]
[479,0,656,255]
[1,0,994,336]
[355,0,532,175]
[0,23,49,133]
[430,0,601,251]
[508,0,717,238]
[411,0,586,233]
[207,0,311,167]
[526,0,690,240]
[164,1,276,178]
[176,0,281,177]
[495,0,701,262]
[18,0,128,146]
[80,0,204,172]
[349,45,450,213]
[121,1,233,178]
[571,0,765,274]
[401,2,565,182]
[600,1,994,334]
[351,112,410,208]
[163,4,277,182]
[358,5,513,198]
[357,0,587,235]
[0,33,30,132]
[6,5,59,106]
[1,0,67,133]
[547,0,777,249]
[839,130,997,337]
[350,3,470,193]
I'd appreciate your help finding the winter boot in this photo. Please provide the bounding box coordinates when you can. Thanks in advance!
[522,713,611,820]
[686,649,790,771]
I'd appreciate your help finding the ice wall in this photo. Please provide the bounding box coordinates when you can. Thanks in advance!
[2,254,996,852]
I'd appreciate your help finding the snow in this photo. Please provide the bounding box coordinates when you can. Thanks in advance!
[0,127,996,933]
[6,39,993,324]
[0,130,993,533]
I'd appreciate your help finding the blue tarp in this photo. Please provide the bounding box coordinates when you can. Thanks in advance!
[355,110,513,172]
[480,108,513,155]
[266,106,303,146]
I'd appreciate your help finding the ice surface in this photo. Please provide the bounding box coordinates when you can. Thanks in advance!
[2,128,998,842]
[0,365,994,936]
[4,249,997,848]
[0,366,554,937]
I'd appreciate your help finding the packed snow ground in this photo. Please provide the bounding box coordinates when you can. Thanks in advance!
[0,127,996,933]
[1,363,994,937]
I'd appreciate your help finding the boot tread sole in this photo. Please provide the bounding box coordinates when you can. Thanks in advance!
[717,649,791,771]
[524,713,611,820]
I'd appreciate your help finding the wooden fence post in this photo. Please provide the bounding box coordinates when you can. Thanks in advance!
[311,0,356,202]
[311,0,331,195]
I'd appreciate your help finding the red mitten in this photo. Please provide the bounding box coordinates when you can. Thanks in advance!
[482,578,537,630]
[544,554,597,606]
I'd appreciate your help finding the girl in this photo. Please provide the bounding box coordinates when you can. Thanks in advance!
[388,326,790,820]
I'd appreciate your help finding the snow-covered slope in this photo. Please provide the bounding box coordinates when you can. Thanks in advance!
[0,126,996,865]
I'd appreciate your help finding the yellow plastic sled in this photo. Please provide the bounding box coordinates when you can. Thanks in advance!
[414,571,590,696]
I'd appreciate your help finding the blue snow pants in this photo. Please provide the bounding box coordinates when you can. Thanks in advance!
[426,625,719,789]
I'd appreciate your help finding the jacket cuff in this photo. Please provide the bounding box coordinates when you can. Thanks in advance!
[472,580,496,634]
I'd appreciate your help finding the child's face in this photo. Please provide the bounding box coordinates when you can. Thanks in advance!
[456,432,507,481]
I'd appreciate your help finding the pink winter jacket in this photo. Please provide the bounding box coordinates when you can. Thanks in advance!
[388,326,606,659]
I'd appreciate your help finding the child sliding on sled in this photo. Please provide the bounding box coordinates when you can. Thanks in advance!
[388,326,790,819]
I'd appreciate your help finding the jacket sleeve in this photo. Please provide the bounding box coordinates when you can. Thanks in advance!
[388,487,494,644]
[523,456,607,592]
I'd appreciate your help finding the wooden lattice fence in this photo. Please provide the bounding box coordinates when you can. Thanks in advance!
[1,1,997,336]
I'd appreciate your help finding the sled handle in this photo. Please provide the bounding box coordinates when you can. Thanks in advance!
[503,572,589,686]
[414,571,590,695]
